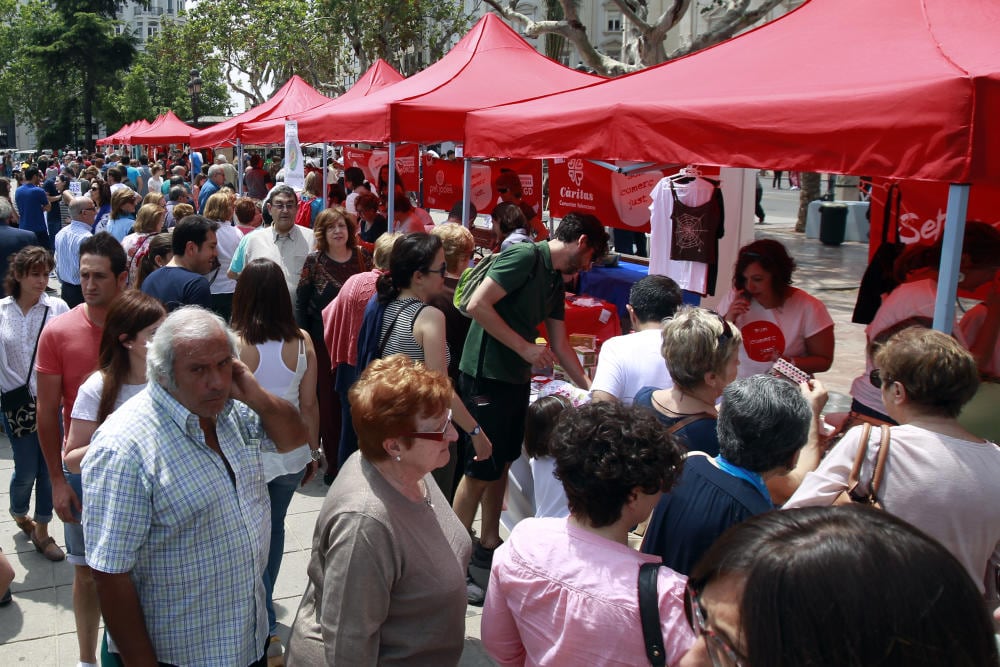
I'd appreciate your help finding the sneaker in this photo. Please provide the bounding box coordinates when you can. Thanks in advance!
[466,576,485,606]
[0,587,11,606]
[470,540,501,570]
[266,635,284,666]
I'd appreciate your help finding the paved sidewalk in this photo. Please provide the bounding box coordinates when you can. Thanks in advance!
[0,180,867,663]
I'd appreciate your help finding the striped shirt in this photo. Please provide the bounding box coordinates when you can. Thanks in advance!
[53,220,93,285]
[380,297,450,366]
[82,381,269,665]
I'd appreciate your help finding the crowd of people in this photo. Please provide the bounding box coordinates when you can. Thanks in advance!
[0,147,998,667]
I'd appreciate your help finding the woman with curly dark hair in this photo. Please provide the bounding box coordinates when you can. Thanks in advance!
[482,401,695,666]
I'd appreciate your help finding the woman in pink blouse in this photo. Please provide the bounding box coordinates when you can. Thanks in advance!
[482,401,695,666]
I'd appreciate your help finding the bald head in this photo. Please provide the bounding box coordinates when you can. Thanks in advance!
[69,196,96,218]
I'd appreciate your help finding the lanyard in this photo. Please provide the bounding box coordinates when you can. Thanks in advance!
[715,455,772,505]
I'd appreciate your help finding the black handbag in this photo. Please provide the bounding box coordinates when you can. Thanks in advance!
[638,562,666,666]
[1,306,48,438]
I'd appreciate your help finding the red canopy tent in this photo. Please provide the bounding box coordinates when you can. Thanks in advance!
[239,59,404,145]
[121,119,153,146]
[189,75,332,148]
[129,110,197,145]
[280,13,603,145]
[97,121,133,146]
[464,0,1000,186]
[465,0,1000,332]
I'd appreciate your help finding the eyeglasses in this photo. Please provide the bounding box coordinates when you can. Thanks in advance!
[423,262,447,278]
[869,368,893,389]
[80,207,96,213]
[270,202,296,211]
[497,187,509,194]
[407,410,453,441]
[685,584,747,667]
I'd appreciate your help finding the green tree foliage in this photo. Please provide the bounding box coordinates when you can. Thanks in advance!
[99,21,230,128]
[176,0,470,105]
[1,0,137,149]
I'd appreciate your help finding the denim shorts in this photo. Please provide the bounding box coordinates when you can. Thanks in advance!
[62,468,87,566]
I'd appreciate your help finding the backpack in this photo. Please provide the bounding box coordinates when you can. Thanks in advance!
[294,194,314,228]
[453,243,542,318]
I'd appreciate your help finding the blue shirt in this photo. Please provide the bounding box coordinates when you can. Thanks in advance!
[54,220,93,285]
[14,183,49,235]
[633,386,721,456]
[0,222,39,297]
[82,381,268,666]
[198,180,219,212]
[107,215,135,242]
[140,266,212,312]
[641,454,773,575]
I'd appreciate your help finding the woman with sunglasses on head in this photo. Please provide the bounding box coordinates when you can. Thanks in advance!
[680,505,999,667]
[719,239,834,378]
[634,306,742,457]
[786,327,1000,596]
[286,355,471,666]
[482,401,693,666]
[373,232,492,494]
[89,180,112,232]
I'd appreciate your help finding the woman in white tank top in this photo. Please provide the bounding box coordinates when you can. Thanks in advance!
[231,257,320,662]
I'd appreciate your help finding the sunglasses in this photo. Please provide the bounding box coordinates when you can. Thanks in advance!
[270,202,296,210]
[869,368,893,389]
[423,262,447,278]
[715,313,735,347]
[497,187,509,194]
[685,584,747,667]
[407,409,453,441]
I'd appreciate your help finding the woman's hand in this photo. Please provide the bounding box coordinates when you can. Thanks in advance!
[471,430,494,462]
[301,460,318,486]
[725,293,751,322]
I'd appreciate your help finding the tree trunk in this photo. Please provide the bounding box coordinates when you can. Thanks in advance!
[796,172,821,232]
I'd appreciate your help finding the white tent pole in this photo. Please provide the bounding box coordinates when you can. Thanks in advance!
[932,183,970,333]
[236,139,244,196]
[387,142,397,223]
[322,142,329,209]
[462,157,472,227]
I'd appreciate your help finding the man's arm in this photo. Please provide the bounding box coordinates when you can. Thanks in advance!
[91,571,158,666]
[230,358,308,452]
[36,372,79,521]
[467,278,554,369]
[545,318,591,390]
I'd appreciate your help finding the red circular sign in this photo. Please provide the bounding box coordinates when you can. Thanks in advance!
[740,320,786,362]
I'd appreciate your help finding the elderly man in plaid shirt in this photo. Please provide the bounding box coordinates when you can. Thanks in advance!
[81,306,308,666]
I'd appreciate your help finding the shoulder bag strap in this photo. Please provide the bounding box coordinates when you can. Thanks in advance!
[638,562,666,667]
[868,425,892,500]
[844,422,873,495]
[25,306,50,387]
[377,301,426,358]
[665,412,714,436]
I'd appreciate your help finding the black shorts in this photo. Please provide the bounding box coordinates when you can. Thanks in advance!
[458,373,530,482]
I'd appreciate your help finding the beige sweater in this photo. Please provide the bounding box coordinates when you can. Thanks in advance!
[286,452,472,666]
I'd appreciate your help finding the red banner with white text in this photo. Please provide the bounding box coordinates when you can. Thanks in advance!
[341,145,421,192]
[421,156,543,214]
[869,178,1000,259]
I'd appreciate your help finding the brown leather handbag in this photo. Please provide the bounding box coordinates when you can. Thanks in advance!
[834,423,891,508]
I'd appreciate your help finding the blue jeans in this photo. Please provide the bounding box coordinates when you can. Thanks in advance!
[263,469,304,634]
[7,428,53,524]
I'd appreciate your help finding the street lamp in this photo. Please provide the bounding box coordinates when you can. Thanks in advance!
[187,68,202,125]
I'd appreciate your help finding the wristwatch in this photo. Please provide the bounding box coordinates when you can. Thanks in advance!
[468,424,483,437]
[310,449,323,462]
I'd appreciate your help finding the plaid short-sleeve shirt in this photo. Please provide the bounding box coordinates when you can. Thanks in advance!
[83,381,269,666]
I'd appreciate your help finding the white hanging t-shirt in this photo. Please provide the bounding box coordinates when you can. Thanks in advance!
[648,177,716,294]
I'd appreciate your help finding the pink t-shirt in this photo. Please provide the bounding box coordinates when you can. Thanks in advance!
[321,270,379,368]
[35,305,103,443]
[483,517,695,666]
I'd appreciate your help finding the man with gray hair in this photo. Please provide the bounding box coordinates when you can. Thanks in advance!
[82,306,308,666]
[199,163,226,211]
[164,184,191,229]
[226,184,314,310]
[0,197,37,298]
[215,153,238,190]
[640,374,827,574]
[53,196,97,307]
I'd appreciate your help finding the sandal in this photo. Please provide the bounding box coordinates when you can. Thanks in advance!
[12,514,36,537]
[31,533,65,562]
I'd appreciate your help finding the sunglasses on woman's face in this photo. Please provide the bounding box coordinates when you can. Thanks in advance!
[869,368,893,389]
[407,410,452,441]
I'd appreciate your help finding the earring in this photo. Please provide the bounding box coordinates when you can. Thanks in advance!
[395,456,401,462]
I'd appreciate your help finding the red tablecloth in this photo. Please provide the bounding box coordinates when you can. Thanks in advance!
[539,294,620,349]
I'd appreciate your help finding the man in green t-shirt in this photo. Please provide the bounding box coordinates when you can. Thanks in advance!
[453,212,609,602]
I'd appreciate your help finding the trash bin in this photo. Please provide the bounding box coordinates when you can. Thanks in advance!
[819,202,848,245]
